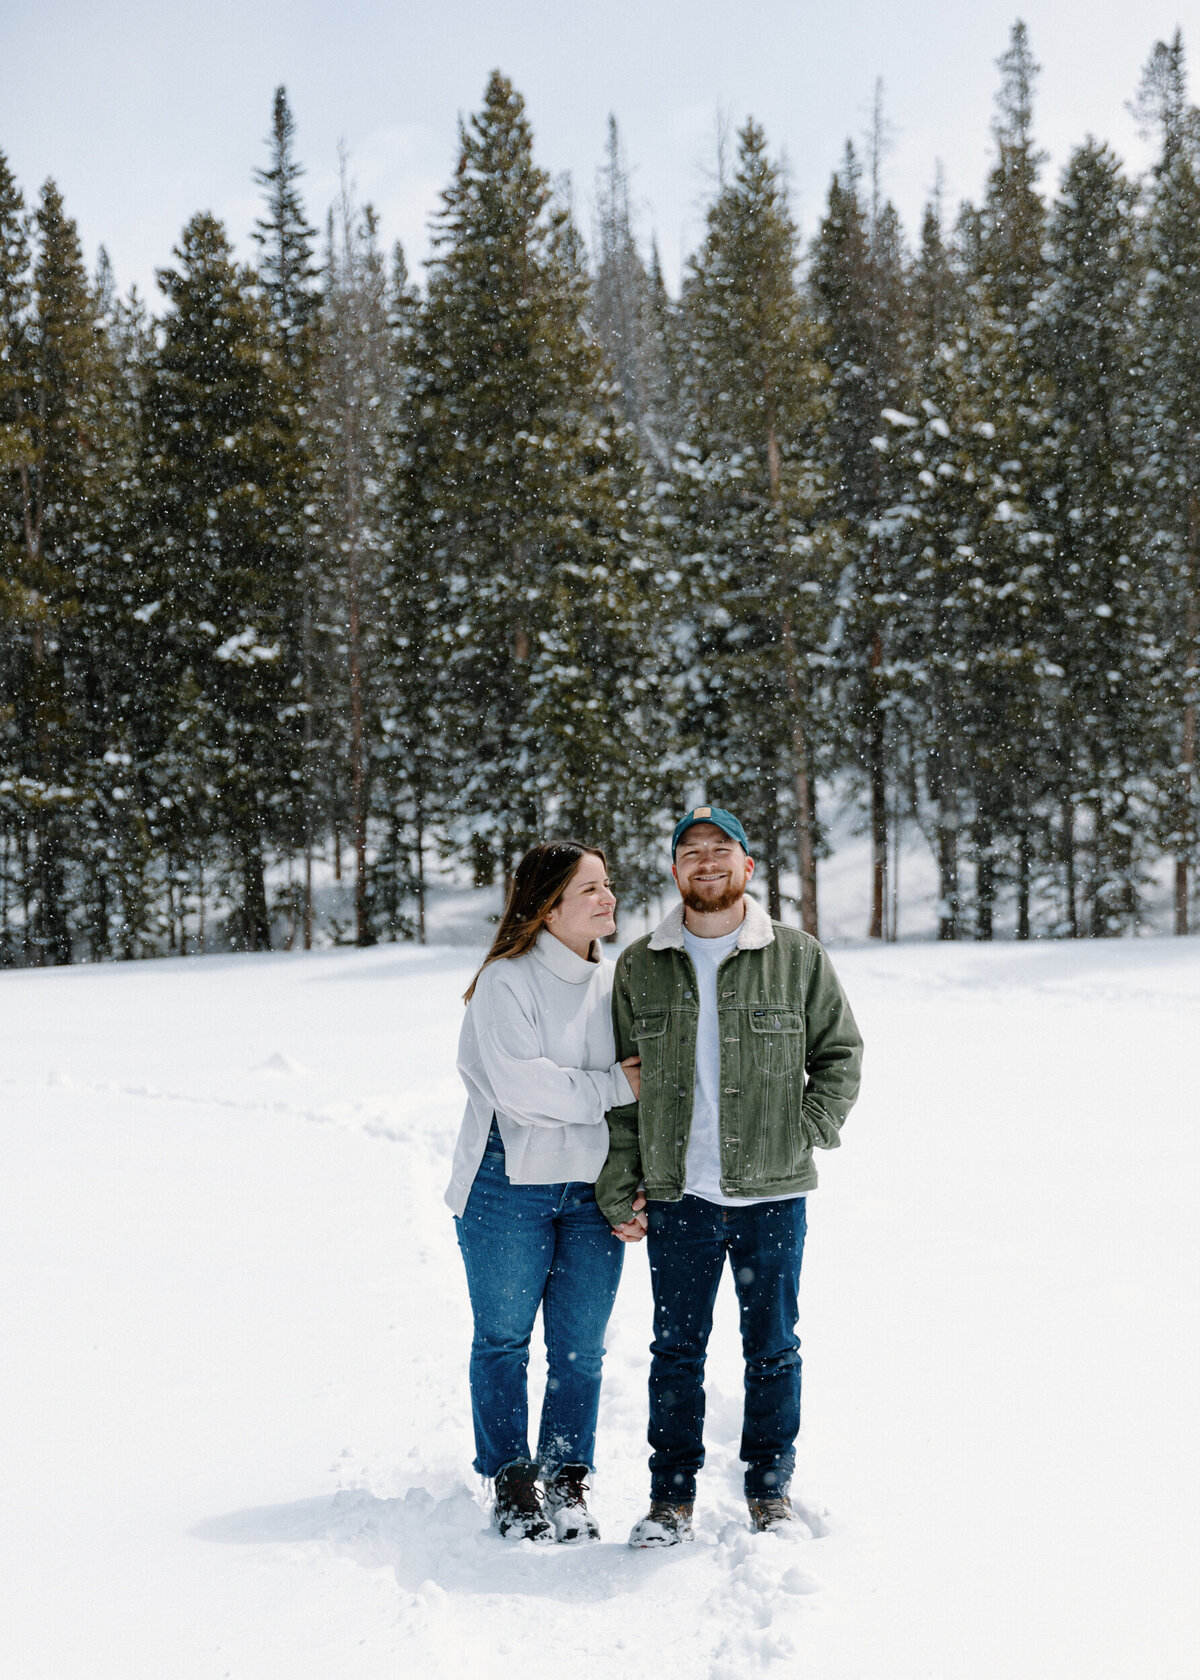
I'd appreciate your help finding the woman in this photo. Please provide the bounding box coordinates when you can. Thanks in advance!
[446,840,642,1544]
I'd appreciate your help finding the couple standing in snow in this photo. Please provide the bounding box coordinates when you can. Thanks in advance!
[445,808,863,1547]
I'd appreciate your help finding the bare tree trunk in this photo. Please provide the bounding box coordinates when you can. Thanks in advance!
[29,623,72,966]
[1087,798,1105,938]
[868,624,887,940]
[937,815,959,940]
[929,721,960,941]
[1016,825,1031,941]
[20,824,31,965]
[1059,722,1078,937]
[780,616,818,936]
[769,424,819,938]
[165,856,176,955]
[975,820,995,942]
[889,788,900,942]
[302,585,314,951]
[240,829,272,951]
[347,540,369,947]
[1176,494,1199,935]
[796,718,818,936]
[284,856,295,951]
[1062,793,1078,938]
[0,822,9,964]
[764,805,782,922]
[343,404,371,947]
[414,786,427,946]
[1174,856,1189,936]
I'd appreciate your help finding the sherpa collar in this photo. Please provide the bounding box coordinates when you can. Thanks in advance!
[648,895,775,953]
[531,929,602,983]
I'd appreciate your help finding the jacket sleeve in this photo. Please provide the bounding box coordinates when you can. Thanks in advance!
[467,966,631,1130]
[595,951,643,1226]
[801,941,864,1150]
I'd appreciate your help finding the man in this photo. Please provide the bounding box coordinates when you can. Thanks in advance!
[597,806,863,1546]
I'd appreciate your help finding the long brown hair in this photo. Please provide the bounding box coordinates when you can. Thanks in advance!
[463,839,607,1003]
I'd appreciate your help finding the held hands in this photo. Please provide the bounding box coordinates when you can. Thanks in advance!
[611,1192,648,1244]
[620,1055,642,1100]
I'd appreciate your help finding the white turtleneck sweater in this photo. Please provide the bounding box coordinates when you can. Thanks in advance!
[445,930,634,1216]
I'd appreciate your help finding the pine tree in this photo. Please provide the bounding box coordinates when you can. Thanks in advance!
[981,22,1047,322]
[904,186,968,937]
[808,141,907,937]
[0,181,128,962]
[641,242,686,459]
[670,118,829,929]
[252,85,320,944]
[968,19,1054,937]
[311,174,396,945]
[1039,140,1153,934]
[84,265,162,959]
[591,117,680,469]
[1131,31,1200,934]
[878,46,1056,940]
[142,213,304,949]
[0,149,33,962]
[375,246,438,942]
[404,73,652,884]
[252,87,319,365]
[900,19,1048,940]
[878,317,1051,940]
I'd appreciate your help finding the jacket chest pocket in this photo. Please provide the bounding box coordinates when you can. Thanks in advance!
[748,1008,804,1078]
[632,1013,669,1053]
[632,1012,670,1091]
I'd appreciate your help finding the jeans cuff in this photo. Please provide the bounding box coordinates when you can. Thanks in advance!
[650,1480,697,1504]
[539,1453,594,1478]
[744,1466,792,1497]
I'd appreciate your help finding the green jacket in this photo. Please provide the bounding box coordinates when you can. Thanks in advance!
[595,897,863,1226]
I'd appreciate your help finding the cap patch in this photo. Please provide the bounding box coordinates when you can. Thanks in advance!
[694,806,712,818]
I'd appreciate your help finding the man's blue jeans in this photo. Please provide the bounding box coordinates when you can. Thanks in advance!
[454,1122,624,1478]
[646,1193,807,1502]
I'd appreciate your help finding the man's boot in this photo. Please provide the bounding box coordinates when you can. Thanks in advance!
[492,1460,554,1542]
[747,1492,794,1532]
[628,1500,695,1548]
[542,1464,600,1543]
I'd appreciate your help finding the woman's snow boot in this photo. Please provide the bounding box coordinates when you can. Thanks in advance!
[492,1460,554,1542]
[542,1465,600,1543]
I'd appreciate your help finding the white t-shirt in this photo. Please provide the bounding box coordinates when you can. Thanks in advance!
[682,921,804,1208]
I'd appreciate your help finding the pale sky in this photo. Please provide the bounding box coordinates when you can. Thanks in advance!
[2,0,1196,304]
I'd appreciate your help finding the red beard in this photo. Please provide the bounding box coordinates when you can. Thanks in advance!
[680,877,745,914]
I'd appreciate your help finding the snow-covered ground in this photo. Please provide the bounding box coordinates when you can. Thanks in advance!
[3,929,1198,1679]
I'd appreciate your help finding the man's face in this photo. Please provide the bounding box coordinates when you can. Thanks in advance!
[672,823,754,913]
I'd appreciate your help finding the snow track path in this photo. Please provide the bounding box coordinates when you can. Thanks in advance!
[2,940,1197,1678]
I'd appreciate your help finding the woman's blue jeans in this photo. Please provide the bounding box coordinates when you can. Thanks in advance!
[454,1122,624,1478]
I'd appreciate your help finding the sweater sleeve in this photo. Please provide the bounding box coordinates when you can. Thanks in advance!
[466,965,628,1130]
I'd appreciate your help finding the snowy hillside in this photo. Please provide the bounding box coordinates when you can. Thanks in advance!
[3,936,1198,1679]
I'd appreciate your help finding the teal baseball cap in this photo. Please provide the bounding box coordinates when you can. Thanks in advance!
[671,805,750,857]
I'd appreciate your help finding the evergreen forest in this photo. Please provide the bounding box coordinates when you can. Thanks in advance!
[3,22,1200,960]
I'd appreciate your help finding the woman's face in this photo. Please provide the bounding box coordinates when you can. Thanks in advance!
[544,853,617,952]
